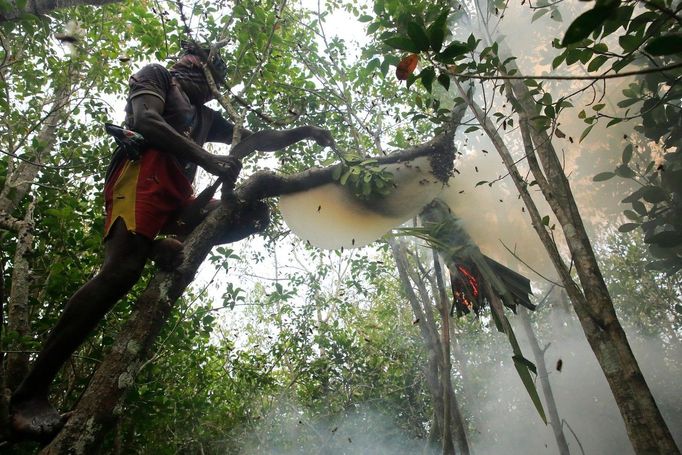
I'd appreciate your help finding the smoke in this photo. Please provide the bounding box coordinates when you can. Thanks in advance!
[234,401,431,455]
[215,301,682,455]
[460,306,682,454]
[209,3,682,454]
[438,1,645,284]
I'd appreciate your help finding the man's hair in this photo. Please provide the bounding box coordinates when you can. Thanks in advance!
[179,40,228,85]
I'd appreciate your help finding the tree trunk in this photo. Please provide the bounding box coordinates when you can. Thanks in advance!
[390,240,471,455]
[5,198,36,390]
[39,199,240,454]
[0,0,122,22]
[0,74,72,214]
[433,251,469,455]
[0,259,10,443]
[0,66,76,428]
[506,76,680,455]
[454,63,679,454]
[518,306,569,455]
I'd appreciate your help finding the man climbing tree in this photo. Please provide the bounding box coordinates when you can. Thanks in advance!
[9,41,334,441]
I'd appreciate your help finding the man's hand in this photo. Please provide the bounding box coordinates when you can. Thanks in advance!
[204,155,242,184]
[308,126,335,148]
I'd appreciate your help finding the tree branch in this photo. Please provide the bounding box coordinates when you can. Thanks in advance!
[451,61,682,81]
[0,0,122,22]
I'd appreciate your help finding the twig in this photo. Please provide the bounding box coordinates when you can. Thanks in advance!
[499,240,564,287]
[238,0,288,97]
[534,285,555,311]
[562,419,586,455]
[451,61,682,81]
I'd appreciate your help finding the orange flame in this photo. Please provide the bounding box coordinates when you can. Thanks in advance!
[456,264,479,298]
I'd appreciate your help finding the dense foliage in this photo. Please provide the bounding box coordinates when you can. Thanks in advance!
[1,0,680,453]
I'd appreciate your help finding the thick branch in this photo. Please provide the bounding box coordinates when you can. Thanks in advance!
[38,115,460,452]
[238,130,456,200]
[5,198,36,390]
[450,61,682,81]
[0,212,26,232]
[40,198,240,454]
[0,0,121,22]
[0,70,75,214]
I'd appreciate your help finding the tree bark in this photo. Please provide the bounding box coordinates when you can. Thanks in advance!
[0,0,121,22]
[506,75,679,455]
[5,198,36,390]
[518,306,570,455]
[0,259,9,443]
[433,251,469,455]
[39,197,239,454]
[0,75,71,214]
[390,240,471,455]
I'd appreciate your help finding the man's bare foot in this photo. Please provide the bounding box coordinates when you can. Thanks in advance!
[151,238,184,271]
[10,397,67,442]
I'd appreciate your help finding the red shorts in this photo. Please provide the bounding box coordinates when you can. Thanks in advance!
[104,149,194,240]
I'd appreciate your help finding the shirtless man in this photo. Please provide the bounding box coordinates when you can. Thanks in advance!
[10,42,333,440]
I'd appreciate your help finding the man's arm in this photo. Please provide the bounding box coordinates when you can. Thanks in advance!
[130,94,240,180]
[229,126,334,160]
[206,112,334,160]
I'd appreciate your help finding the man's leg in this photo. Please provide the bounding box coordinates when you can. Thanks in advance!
[10,218,152,440]
[164,196,270,245]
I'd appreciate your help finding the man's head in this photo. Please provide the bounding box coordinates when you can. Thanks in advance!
[171,40,228,104]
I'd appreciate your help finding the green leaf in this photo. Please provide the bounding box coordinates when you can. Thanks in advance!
[622,144,633,164]
[436,41,468,61]
[437,73,450,91]
[427,11,448,53]
[618,223,640,233]
[544,105,555,118]
[512,356,547,423]
[641,186,667,203]
[617,97,640,108]
[467,33,477,50]
[593,171,616,182]
[464,126,479,133]
[420,66,436,92]
[384,36,419,53]
[407,21,431,52]
[579,124,595,142]
[366,57,381,73]
[340,168,352,185]
[623,210,640,221]
[561,7,615,46]
[531,9,548,23]
[551,9,563,22]
[331,165,343,180]
[593,103,605,111]
[644,33,682,56]
[615,164,636,178]
[587,55,609,72]
[552,54,565,69]
[646,231,682,247]
[358,14,373,22]
[542,215,550,226]
[619,34,643,52]
[632,200,647,215]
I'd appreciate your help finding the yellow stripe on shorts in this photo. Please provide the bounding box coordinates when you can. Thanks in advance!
[107,160,140,235]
